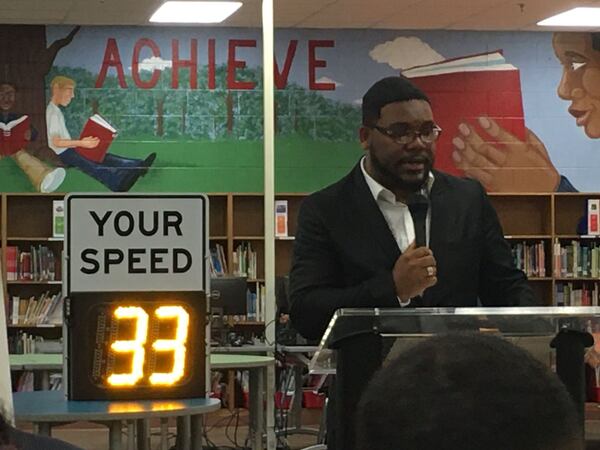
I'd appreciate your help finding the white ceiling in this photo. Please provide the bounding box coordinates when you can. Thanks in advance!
[0,0,599,30]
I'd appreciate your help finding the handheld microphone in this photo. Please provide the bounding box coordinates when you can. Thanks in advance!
[407,192,429,248]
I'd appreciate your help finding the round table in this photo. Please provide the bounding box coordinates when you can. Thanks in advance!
[210,354,276,449]
[10,353,276,450]
[12,390,220,450]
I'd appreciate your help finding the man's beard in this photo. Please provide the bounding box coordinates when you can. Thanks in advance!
[370,151,432,193]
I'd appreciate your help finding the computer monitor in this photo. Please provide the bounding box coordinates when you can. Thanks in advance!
[210,276,248,315]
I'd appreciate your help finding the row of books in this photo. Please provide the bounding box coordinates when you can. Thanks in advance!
[14,372,62,392]
[510,241,546,277]
[553,241,600,278]
[209,242,260,279]
[4,245,61,281]
[209,243,228,277]
[556,282,600,307]
[8,332,48,354]
[246,283,266,322]
[9,292,63,325]
[233,242,258,279]
[14,372,34,392]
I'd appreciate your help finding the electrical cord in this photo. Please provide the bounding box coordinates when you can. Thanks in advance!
[225,408,247,449]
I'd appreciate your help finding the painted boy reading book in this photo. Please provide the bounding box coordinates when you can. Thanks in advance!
[0,81,65,192]
[46,76,156,192]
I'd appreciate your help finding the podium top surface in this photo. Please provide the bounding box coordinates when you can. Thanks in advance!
[309,306,600,375]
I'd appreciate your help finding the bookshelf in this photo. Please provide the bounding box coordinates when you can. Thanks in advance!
[0,192,305,334]
[4,191,600,326]
[488,192,600,306]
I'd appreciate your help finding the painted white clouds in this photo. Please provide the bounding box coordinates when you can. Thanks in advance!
[316,76,343,87]
[132,56,173,71]
[369,37,444,70]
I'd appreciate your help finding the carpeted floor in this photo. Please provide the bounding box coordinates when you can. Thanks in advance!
[16,408,323,450]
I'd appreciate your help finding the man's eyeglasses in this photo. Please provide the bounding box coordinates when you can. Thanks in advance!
[372,123,442,145]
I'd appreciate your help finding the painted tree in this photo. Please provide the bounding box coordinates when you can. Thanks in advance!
[0,25,80,162]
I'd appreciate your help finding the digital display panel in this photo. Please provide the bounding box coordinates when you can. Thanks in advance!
[67,291,206,400]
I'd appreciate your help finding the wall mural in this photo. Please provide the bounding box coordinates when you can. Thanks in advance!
[0,26,597,193]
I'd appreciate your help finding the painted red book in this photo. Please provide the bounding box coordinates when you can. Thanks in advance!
[0,115,30,156]
[402,51,526,177]
[74,114,117,163]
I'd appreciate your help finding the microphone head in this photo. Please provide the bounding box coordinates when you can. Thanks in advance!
[407,192,429,248]
[407,192,429,214]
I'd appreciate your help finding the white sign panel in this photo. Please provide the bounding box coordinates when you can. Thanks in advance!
[66,194,208,293]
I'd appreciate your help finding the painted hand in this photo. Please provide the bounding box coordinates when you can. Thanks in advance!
[81,136,100,149]
[586,347,600,369]
[451,117,560,192]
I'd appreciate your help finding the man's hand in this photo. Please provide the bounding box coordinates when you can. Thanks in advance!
[393,242,437,300]
[586,347,600,369]
[79,136,100,149]
[24,129,31,141]
[451,117,560,192]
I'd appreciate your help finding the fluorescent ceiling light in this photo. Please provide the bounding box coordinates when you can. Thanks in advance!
[150,1,242,23]
[537,7,600,27]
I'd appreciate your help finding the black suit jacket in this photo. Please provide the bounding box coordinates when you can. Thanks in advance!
[289,162,535,340]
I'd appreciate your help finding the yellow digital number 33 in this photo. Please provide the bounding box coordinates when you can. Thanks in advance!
[107,305,190,387]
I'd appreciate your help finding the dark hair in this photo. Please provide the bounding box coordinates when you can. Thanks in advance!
[593,33,600,52]
[362,76,429,126]
[0,82,16,91]
[356,332,582,450]
[0,414,13,448]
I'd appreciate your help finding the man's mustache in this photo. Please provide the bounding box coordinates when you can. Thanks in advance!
[398,154,432,164]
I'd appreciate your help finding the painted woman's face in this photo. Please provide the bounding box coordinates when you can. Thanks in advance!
[553,32,600,139]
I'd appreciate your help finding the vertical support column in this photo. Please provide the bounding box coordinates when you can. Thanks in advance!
[109,421,123,450]
[290,364,303,429]
[0,211,14,423]
[126,421,135,450]
[249,368,263,450]
[176,416,191,450]
[136,419,149,450]
[190,415,203,450]
[160,417,169,450]
[36,423,51,436]
[266,362,276,449]
[335,333,383,450]
[262,0,275,348]
[551,328,594,432]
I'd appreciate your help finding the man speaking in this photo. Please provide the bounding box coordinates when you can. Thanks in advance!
[290,76,534,340]
[288,74,536,449]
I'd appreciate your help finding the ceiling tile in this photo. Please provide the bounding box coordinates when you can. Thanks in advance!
[0,0,595,30]
[451,0,599,30]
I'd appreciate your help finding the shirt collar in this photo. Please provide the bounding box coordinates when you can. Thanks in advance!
[360,156,434,204]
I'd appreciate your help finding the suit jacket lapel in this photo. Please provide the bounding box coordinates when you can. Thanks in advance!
[349,163,400,263]
[422,171,453,305]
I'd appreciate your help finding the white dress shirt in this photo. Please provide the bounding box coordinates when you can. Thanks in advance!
[360,157,434,306]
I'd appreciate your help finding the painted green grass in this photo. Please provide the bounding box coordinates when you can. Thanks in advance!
[0,136,363,193]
